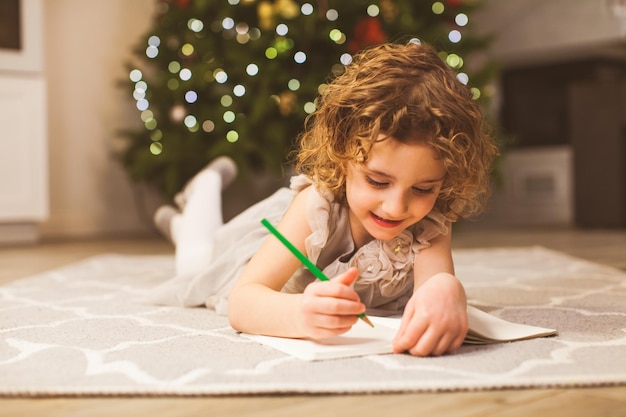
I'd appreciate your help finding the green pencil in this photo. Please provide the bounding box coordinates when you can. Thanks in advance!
[261,218,374,328]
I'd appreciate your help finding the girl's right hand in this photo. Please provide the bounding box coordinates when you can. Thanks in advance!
[297,267,366,340]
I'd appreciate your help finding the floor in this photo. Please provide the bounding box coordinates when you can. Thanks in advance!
[1,226,625,417]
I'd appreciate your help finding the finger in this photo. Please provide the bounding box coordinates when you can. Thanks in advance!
[308,325,354,340]
[393,313,429,354]
[394,298,415,340]
[317,296,366,316]
[299,307,360,339]
[332,267,360,287]
[406,326,440,357]
[312,312,360,330]
[447,331,467,353]
[436,317,468,355]
[304,311,360,340]
[301,286,366,319]
[431,333,455,357]
[307,280,362,303]
[410,326,463,357]
[305,281,364,309]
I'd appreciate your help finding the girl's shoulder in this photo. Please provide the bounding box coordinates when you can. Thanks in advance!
[289,174,340,222]
[410,209,451,247]
[289,174,314,192]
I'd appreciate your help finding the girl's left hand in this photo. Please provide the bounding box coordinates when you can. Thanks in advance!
[392,272,468,356]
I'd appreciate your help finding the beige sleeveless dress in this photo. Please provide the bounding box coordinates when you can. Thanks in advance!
[142,175,450,316]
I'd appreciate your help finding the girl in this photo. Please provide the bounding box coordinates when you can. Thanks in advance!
[147,40,498,357]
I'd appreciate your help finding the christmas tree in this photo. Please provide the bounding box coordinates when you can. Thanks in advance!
[120,0,494,200]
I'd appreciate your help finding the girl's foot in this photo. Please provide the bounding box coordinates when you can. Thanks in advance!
[174,156,238,209]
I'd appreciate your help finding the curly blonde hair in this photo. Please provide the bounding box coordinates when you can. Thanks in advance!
[294,41,498,220]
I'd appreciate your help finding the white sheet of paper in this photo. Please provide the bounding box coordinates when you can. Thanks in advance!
[242,317,399,361]
[240,306,557,361]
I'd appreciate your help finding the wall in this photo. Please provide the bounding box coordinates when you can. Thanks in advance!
[473,0,625,65]
[41,0,158,238]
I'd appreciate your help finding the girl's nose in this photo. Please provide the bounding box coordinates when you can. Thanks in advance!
[381,189,408,218]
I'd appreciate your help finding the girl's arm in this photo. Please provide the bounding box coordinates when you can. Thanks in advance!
[228,187,366,339]
[392,230,468,356]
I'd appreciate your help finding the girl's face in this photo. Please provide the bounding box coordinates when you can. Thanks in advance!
[345,136,445,247]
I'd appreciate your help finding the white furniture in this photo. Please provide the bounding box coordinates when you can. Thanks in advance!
[0,0,48,243]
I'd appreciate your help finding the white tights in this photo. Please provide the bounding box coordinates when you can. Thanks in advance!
[171,169,223,276]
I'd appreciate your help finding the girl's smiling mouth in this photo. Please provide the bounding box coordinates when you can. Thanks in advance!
[370,212,403,228]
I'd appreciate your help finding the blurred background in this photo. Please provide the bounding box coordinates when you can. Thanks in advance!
[1,0,625,245]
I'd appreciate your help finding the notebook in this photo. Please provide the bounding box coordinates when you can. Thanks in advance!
[240,305,557,361]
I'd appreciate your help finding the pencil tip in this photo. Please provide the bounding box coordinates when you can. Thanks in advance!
[362,315,374,328]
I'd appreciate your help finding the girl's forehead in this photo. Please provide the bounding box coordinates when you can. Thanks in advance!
[362,139,445,181]
[368,135,435,158]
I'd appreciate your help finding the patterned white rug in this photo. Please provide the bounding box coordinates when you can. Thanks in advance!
[1,247,625,396]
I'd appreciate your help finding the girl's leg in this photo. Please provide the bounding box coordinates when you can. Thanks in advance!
[174,168,222,276]
[154,157,237,276]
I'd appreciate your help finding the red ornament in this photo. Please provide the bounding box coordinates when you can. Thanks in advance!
[348,17,388,54]
[446,0,461,6]
[175,0,190,8]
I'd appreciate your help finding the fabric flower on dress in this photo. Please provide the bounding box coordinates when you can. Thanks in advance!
[381,230,415,270]
[352,244,393,282]
[351,230,417,299]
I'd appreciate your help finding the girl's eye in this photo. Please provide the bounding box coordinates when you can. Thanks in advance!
[366,175,435,194]
[365,176,387,188]
[413,187,435,194]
